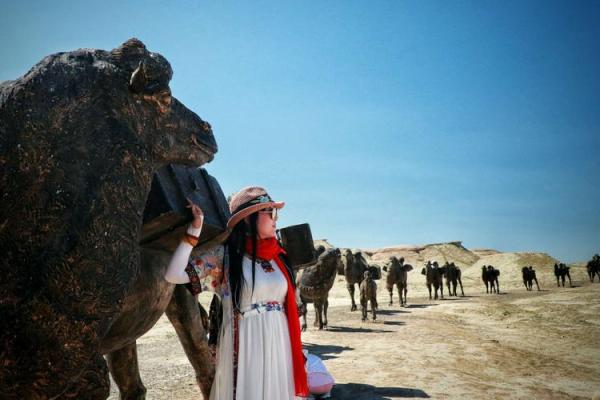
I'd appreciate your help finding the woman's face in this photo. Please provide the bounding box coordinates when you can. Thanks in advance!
[256,208,277,239]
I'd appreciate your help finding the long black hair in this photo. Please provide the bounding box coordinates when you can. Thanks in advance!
[227,212,258,313]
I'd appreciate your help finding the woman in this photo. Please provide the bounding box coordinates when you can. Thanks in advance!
[165,186,310,400]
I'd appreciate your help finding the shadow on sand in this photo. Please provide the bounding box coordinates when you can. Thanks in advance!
[376,309,411,316]
[325,325,393,334]
[382,321,405,326]
[436,297,467,301]
[405,303,438,309]
[303,342,353,361]
[332,383,430,399]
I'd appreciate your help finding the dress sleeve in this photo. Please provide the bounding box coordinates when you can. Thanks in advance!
[164,224,202,282]
[164,224,225,296]
[185,246,225,296]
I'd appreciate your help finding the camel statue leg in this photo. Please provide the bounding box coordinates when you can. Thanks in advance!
[534,278,540,291]
[371,298,377,321]
[315,299,324,330]
[360,297,367,321]
[458,276,465,297]
[388,286,394,306]
[59,352,111,399]
[313,305,320,327]
[106,342,147,400]
[403,285,408,306]
[323,298,329,329]
[567,272,572,287]
[348,283,357,311]
[397,285,402,307]
[440,282,444,299]
[427,283,432,300]
[165,285,214,399]
[300,300,308,332]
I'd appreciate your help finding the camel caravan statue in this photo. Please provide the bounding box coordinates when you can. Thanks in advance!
[586,254,600,283]
[360,269,378,321]
[342,249,369,311]
[481,265,500,294]
[0,39,218,399]
[384,256,413,307]
[442,261,465,297]
[296,247,342,331]
[554,262,573,287]
[421,261,446,300]
[522,266,541,291]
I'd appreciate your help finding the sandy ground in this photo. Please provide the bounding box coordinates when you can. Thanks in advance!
[107,261,600,400]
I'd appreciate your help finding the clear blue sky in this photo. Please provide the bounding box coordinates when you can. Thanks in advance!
[2,1,599,262]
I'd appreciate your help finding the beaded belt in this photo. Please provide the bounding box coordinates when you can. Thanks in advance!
[239,301,283,318]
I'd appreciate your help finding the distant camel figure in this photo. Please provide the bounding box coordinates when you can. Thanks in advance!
[385,256,413,306]
[587,254,600,283]
[297,248,342,331]
[421,261,445,300]
[343,249,368,311]
[359,269,378,322]
[554,262,572,287]
[443,262,465,297]
[482,265,500,294]
[521,266,540,291]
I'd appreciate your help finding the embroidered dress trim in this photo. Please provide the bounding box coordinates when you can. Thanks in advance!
[239,301,283,318]
[184,263,203,295]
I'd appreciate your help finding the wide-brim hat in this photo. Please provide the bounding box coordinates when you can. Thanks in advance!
[227,186,285,229]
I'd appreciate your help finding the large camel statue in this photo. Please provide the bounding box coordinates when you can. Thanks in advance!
[0,39,217,399]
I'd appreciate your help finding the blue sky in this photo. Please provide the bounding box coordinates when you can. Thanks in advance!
[1,1,599,262]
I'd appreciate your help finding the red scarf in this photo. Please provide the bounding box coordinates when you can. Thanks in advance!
[245,237,309,397]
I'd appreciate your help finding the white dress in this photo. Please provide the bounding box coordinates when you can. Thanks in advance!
[164,230,301,400]
[235,255,296,400]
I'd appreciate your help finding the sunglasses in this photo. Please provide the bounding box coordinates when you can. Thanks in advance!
[258,207,278,221]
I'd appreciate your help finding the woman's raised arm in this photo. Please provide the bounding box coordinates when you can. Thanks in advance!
[164,224,202,284]
[165,197,204,284]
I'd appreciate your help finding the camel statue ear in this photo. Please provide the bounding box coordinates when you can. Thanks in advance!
[129,60,147,93]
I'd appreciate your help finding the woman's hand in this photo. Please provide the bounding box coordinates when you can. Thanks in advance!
[186,197,204,229]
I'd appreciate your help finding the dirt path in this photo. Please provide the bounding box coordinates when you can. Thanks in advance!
[108,280,600,399]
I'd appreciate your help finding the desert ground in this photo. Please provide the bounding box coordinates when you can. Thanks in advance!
[108,243,600,399]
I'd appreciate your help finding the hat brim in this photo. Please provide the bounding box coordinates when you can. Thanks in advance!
[226,201,285,229]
